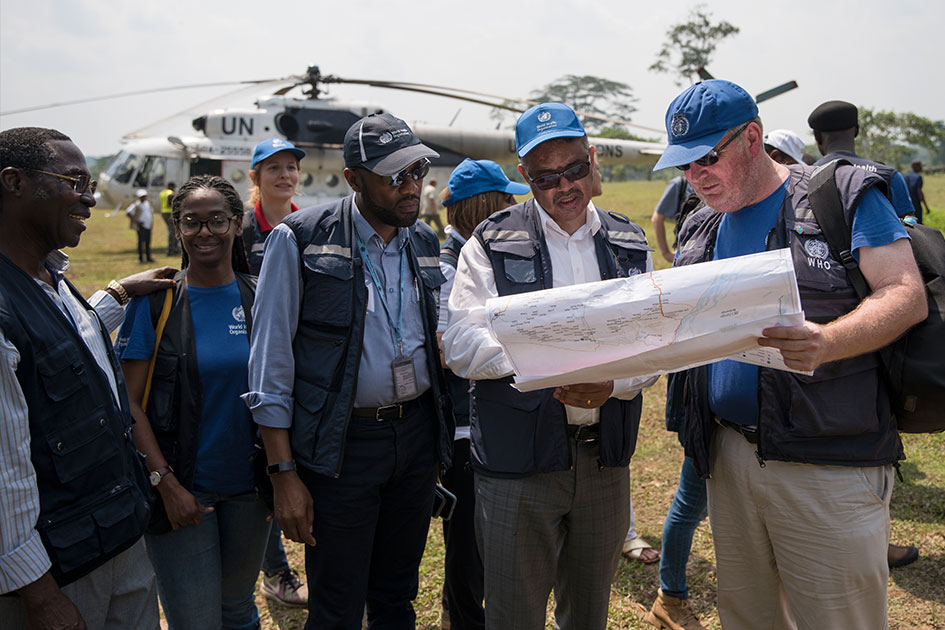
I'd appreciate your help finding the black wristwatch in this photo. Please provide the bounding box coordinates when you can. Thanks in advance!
[266,460,297,476]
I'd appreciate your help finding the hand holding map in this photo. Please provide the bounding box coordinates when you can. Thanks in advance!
[485,248,807,391]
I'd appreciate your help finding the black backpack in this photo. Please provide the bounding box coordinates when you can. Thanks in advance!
[809,160,945,433]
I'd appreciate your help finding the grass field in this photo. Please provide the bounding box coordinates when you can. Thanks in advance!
[68,176,945,629]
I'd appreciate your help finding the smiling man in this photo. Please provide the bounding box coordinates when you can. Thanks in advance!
[657,81,926,630]
[0,127,161,629]
[442,103,656,630]
[243,114,454,629]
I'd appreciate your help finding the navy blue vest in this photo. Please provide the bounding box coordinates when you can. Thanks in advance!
[0,254,151,586]
[675,165,903,477]
[470,200,651,477]
[439,234,471,425]
[283,197,453,476]
[242,212,269,276]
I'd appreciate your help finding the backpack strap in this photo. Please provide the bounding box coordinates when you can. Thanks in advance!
[807,160,871,300]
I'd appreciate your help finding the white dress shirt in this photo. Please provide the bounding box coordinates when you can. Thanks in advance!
[442,201,657,425]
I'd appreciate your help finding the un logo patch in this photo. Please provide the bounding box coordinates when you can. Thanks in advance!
[671,113,689,137]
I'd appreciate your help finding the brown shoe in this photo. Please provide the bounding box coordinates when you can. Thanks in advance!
[643,590,707,630]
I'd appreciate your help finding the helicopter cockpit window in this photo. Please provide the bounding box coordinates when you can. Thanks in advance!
[134,156,163,188]
[147,158,167,187]
[113,153,142,184]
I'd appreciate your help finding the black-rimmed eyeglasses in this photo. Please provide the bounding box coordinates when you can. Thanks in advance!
[176,215,238,236]
[28,169,97,195]
[675,122,751,172]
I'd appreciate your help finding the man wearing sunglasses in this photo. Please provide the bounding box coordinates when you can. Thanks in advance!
[244,113,454,629]
[0,127,174,629]
[657,81,925,630]
[443,103,656,630]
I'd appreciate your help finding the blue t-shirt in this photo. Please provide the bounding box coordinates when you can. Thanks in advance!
[708,182,908,426]
[117,280,255,494]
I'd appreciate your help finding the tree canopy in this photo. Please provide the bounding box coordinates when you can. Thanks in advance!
[650,4,740,86]
[857,108,945,169]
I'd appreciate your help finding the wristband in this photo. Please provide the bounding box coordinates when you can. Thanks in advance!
[106,280,130,306]
[266,461,297,476]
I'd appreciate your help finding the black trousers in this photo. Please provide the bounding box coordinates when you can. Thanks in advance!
[136,227,152,261]
[441,435,485,630]
[298,398,438,630]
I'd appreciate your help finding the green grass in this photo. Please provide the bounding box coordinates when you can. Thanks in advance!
[66,178,945,630]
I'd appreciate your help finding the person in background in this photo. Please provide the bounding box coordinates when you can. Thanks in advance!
[242,137,310,607]
[436,158,530,630]
[903,159,931,224]
[117,175,270,630]
[0,126,173,630]
[160,182,179,256]
[650,175,693,264]
[659,80,925,630]
[128,188,155,263]
[243,137,306,276]
[443,103,657,630]
[763,129,807,166]
[422,176,446,237]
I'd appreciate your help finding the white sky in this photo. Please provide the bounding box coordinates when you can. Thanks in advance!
[1,0,942,158]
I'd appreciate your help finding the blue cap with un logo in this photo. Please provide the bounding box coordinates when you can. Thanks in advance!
[251,137,306,169]
[442,159,531,206]
[515,103,587,158]
[653,80,758,171]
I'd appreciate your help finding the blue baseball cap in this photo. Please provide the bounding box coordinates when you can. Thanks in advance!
[653,80,759,171]
[251,137,306,169]
[442,159,531,207]
[515,102,587,158]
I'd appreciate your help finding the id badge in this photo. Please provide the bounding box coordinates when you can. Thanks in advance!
[391,355,419,401]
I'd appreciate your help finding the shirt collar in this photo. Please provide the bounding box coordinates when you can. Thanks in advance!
[533,199,601,239]
[444,224,467,245]
[351,194,408,251]
[43,250,70,289]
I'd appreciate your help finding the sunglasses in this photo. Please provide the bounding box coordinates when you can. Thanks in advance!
[525,161,591,191]
[368,158,431,187]
[28,169,97,195]
[176,215,238,236]
[675,123,751,172]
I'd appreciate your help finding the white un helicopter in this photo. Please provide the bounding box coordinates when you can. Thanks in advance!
[76,65,669,210]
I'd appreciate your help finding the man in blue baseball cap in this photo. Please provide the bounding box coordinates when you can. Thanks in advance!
[443,103,657,630]
[660,80,925,630]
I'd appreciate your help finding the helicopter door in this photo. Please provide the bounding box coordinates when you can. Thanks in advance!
[133,156,168,189]
[190,158,222,177]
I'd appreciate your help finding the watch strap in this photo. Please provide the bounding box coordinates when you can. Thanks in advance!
[266,460,297,476]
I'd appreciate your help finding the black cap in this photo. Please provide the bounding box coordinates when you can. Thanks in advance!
[343,113,439,176]
[808,100,859,132]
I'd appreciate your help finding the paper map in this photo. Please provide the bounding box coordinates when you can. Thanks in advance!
[485,248,808,391]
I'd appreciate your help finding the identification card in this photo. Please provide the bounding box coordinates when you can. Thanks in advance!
[391,355,419,401]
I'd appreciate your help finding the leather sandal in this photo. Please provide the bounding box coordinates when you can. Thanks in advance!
[622,536,661,565]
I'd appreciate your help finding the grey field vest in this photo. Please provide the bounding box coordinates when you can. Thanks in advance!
[675,164,903,478]
[470,200,651,477]
[282,197,453,477]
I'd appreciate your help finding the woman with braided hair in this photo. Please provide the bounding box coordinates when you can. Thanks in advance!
[116,175,268,629]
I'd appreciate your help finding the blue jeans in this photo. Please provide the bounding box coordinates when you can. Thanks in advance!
[145,490,271,630]
[262,522,290,576]
[659,456,709,600]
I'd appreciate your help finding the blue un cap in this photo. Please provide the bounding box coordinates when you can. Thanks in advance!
[442,159,531,207]
[515,103,586,158]
[251,137,306,169]
[653,80,758,171]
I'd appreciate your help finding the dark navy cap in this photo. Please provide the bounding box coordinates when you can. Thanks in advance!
[515,103,587,158]
[808,100,858,132]
[343,113,439,176]
[442,159,531,207]
[251,137,306,169]
[653,80,759,171]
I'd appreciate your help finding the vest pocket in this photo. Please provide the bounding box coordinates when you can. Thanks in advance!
[36,339,86,402]
[44,514,98,577]
[490,240,540,288]
[146,354,178,432]
[472,382,544,473]
[302,255,353,327]
[44,408,120,483]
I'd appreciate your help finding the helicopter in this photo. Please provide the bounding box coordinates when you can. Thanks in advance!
[80,66,668,210]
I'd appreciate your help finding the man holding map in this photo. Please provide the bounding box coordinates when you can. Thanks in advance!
[442,103,656,630]
[656,80,926,629]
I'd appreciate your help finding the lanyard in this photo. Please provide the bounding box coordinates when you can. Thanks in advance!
[356,231,407,355]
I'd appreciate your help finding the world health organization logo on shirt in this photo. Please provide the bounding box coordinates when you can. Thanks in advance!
[232,305,245,322]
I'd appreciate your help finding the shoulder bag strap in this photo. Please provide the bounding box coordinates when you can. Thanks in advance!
[141,288,173,409]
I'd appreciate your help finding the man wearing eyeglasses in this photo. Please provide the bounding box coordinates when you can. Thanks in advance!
[243,113,453,629]
[657,81,926,629]
[442,103,656,630]
[0,127,169,629]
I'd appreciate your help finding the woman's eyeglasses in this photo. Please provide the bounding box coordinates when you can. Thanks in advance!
[176,215,238,236]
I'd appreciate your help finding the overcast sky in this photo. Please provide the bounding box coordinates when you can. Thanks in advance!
[2,0,942,158]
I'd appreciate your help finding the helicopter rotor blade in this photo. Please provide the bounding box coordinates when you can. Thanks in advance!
[0,77,296,116]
